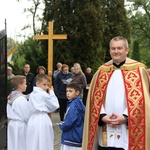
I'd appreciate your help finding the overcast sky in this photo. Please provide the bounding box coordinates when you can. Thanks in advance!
[0,0,41,42]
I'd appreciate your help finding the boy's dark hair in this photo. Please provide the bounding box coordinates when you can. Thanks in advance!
[36,74,50,83]
[66,82,82,94]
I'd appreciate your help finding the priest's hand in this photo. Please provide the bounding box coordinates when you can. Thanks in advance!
[102,114,117,127]
[110,113,126,126]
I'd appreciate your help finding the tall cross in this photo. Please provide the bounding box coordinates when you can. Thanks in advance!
[35,21,67,85]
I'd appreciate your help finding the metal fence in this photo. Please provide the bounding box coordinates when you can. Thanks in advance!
[0,20,7,150]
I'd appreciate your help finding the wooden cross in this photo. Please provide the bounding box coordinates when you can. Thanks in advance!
[34,21,67,85]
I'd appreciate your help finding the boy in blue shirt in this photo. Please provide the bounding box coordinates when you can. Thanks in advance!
[59,82,85,150]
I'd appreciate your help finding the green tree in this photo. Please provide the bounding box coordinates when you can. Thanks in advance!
[43,0,103,72]
[14,0,131,73]
[126,0,150,67]
[127,0,150,47]
[12,37,47,75]
[132,40,140,61]
[101,0,131,62]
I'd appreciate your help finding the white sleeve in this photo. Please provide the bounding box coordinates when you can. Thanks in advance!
[44,90,59,112]
[49,90,55,96]
[123,108,128,116]
[100,104,106,114]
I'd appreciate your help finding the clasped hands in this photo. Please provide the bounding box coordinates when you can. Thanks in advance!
[102,113,126,128]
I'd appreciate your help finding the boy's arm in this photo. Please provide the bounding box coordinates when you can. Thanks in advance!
[44,89,59,113]
[59,107,78,131]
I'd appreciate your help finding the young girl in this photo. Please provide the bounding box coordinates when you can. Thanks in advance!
[59,82,85,150]
[26,74,59,150]
[7,75,30,150]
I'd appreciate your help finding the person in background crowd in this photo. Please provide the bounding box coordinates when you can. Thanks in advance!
[37,66,46,75]
[82,36,150,150]
[7,66,15,79]
[83,67,93,105]
[70,67,75,74]
[53,62,63,94]
[54,64,72,121]
[71,63,87,99]
[53,62,62,79]
[33,66,47,86]
[20,64,35,100]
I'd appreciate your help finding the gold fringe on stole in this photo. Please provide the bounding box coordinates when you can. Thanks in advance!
[99,58,146,72]
[102,125,107,146]
[139,68,150,149]
[82,71,100,150]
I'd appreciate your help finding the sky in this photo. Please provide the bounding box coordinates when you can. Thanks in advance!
[0,0,41,42]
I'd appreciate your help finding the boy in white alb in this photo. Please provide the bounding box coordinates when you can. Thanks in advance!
[7,75,30,150]
[26,74,59,150]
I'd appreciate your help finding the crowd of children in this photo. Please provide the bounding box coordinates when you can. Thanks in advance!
[7,62,94,150]
[7,74,59,150]
[7,65,87,150]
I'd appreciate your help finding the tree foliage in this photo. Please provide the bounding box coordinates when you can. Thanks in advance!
[101,0,131,62]
[127,0,150,47]
[42,0,131,71]
[43,0,103,72]
[12,37,47,75]
[126,0,150,67]
[13,0,131,73]
[132,40,140,61]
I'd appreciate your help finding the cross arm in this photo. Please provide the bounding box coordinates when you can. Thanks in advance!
[35,35,49,40]
[52,34,67,40]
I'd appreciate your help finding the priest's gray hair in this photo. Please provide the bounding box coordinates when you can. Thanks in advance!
[110,36,129,48]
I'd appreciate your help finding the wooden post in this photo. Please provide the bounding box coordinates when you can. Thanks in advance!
[35,21,67,85]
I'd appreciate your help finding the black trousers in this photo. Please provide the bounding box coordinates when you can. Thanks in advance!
[58,98,67,121]
[98,145,124,150]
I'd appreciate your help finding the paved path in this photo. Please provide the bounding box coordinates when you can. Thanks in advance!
[51,112,61,150]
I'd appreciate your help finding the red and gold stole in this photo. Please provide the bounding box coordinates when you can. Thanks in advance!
[122,69,145,150]
[87,69,113,150]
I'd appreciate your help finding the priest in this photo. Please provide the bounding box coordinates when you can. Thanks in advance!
[82,36,150,150]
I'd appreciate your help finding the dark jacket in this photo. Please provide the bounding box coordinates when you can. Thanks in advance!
[59,96,85,147]
[20,72,35,95]
[54,72,72,99]
[71,72,87,89]
[85,73,93,85]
